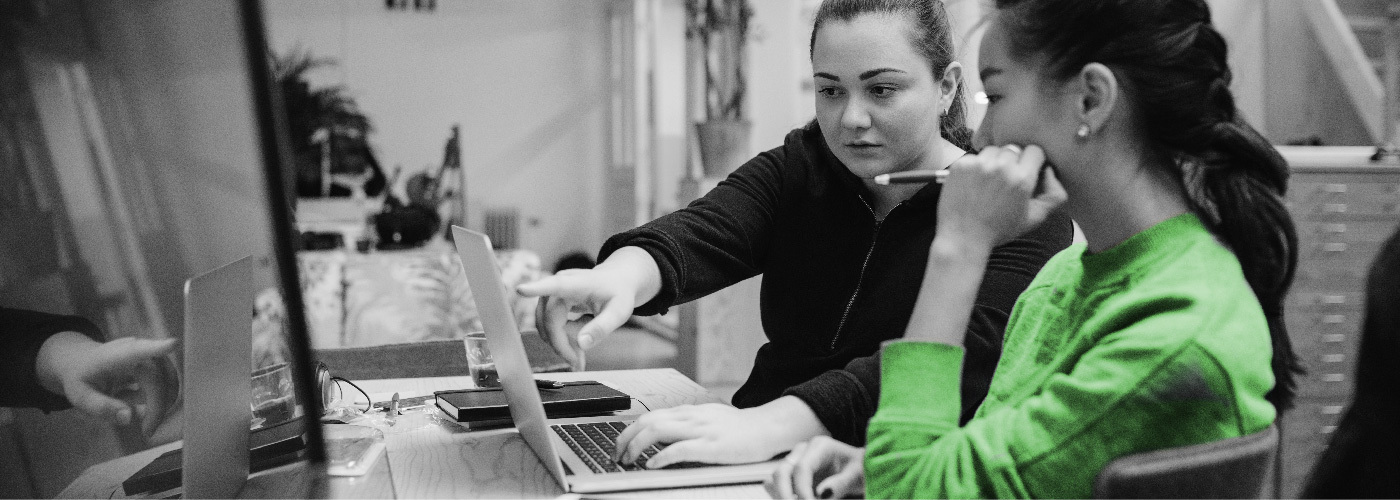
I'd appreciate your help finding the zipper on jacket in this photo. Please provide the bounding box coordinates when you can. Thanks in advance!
[830,195,889,351]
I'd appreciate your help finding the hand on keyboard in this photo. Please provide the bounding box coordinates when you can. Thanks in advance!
[610,398,829,469]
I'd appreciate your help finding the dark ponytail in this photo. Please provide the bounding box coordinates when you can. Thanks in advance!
[996,0,1301,410]
[811,0,973,150]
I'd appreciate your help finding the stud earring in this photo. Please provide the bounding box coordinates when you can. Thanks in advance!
[1076,123,1090,138]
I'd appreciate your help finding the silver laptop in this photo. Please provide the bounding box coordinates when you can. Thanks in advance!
[182,256,254,499]
[451,226,777,493]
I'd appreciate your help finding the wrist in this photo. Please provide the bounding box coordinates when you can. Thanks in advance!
[597,246,662,306]
[757,396,831,454]
[928,234,995,263]
[35,331,98,396]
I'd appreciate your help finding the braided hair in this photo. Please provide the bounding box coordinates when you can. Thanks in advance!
[810,0,974,150]
[994,0,1301,410]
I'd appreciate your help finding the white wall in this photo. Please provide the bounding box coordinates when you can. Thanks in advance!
[265,0,613,265]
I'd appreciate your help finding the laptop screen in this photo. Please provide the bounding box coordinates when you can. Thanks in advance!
[0,0,323,496]
[451,226,571,487]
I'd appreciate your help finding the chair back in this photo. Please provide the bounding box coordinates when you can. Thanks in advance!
[1093,424,1278,499]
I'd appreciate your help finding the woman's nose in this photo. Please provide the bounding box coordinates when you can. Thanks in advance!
[841,98,871,130]
[971,120,992,150]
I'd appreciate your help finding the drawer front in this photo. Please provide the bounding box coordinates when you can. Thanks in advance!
[1288,199,1400,219]
[1295,220,1400,244]
[1289,174,1400,202]
[1297,238,1386,264]
[1294,260,1369,288]
[1288,290,1366,311]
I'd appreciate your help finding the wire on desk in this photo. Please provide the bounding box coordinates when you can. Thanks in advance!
[331,376,374,412]
[631,398,652,412]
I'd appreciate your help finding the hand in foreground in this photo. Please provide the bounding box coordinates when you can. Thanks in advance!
[612,397,828,468]
[937,144,1068,250]
[36,332,178,430]
[765,436,865,500]
[518,268,635,370]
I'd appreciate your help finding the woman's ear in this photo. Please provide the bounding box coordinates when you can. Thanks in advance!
[940,61,963,114]
[1075,62,1118,136]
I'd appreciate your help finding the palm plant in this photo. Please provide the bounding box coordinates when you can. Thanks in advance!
[270,48,381,197]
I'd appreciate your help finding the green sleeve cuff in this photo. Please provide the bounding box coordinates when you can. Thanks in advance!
[879,341,965,423]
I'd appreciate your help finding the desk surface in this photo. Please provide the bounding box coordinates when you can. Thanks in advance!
[60,368,770,499]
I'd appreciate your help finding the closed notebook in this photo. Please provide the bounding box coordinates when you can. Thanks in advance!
[435,381,630,423]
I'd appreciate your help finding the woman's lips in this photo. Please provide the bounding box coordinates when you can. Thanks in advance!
[844,142,881,155]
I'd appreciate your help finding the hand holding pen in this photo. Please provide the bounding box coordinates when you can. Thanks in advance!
[873,145,1026,185]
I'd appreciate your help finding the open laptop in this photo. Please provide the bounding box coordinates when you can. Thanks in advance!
[450,226,777,493]
[182,256,254,499]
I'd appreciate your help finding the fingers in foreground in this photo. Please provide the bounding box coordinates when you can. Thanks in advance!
[815,466,863,500]
[645,440,707,469]
[577,299,632,349]
[71,387,133,426]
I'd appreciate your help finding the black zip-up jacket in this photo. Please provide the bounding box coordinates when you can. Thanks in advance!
[1,307,103,411]
[600,122,1072,445]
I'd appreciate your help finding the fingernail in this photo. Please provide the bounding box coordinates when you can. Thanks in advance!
[578,334,594,349]
[119,408,132,426]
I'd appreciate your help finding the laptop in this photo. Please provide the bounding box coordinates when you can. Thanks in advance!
[450,226,778,493]
[181,255,254,499]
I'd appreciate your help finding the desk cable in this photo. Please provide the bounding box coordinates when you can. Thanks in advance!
[330,376,374,413]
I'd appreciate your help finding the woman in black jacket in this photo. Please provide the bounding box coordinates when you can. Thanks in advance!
[518,0,1073,468]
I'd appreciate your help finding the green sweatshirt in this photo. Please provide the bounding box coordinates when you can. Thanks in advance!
[866,213,1277,498]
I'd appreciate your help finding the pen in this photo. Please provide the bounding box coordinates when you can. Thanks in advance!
[873,169,948,185]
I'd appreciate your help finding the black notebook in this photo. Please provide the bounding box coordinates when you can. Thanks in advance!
[435,381,630,424]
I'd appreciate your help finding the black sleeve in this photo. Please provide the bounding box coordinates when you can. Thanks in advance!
[784,210,1075,445]
[598,149,787,316]
[0,307,104,411]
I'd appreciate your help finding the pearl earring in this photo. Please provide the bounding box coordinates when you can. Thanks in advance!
[1076,124,1090,138]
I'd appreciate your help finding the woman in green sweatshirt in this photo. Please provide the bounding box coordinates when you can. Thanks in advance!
[766,0,1301,498]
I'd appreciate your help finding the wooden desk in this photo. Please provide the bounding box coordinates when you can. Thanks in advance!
[59,369,770,499]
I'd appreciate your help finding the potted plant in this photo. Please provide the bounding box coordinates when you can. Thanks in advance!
[688,0,753,178]
[271,48,385,199]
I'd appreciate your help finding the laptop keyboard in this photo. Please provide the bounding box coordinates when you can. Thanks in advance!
[552,422,698,474]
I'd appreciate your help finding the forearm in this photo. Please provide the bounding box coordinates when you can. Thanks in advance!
[903,236,994,346]
[595,246,663,307]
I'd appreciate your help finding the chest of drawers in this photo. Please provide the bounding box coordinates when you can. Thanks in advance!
[1277,146,1400,498]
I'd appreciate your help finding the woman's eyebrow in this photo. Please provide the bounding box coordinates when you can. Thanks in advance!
[979,67,1004,82]
[813,68,906,82]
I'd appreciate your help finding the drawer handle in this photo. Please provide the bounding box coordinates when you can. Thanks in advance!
[1320,295,1347,305]
[1322,242,1348,253]
[1322,354,1346,363]
[1322,374,1347,383]
[1321,223,1348,234]
[1323,333,1346,343]
[1322,404,1345,414]
[1322,203,1348,213]
[1321,425,1338,434]
[1323,183,1348,193]
[1322,314,1346,324]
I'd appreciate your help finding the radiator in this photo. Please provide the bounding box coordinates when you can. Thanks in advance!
[483,208,520,250]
